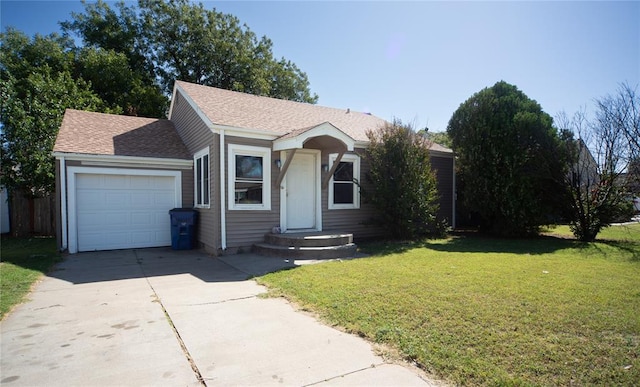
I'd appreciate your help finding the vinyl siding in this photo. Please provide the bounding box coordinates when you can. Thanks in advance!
[224,136,280,250]
[171,92,220,253]
[322,150,455,240]
[321,148,383,240]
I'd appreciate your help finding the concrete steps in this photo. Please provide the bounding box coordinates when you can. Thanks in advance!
[253,231,357,259]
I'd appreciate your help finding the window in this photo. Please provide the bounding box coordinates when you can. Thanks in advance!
[194,147,210,208]
[228,144,271,210]
[328,153,360,209]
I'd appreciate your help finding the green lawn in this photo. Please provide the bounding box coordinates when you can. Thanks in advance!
[1,236,60,320]
[258,224,640,386]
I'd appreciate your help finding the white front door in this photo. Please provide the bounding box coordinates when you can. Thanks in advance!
[285,151,319,230]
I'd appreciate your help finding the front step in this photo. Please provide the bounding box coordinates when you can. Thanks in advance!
[253,231,357,259]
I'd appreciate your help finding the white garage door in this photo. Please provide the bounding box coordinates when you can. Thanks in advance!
[75,173,178,252]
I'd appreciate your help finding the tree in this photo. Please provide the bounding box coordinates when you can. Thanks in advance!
[0,30,115,195]
[63,0,318,103]
[1,67,109,195]
[596,82,640,160]
[417,128,452,149]
[75,47,167,117]
[556,84,639,242]
[447,81,568,237]
[362,119,441,239]
[556,110,633,241]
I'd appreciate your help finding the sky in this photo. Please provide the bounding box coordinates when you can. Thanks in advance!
[2,1,639,133]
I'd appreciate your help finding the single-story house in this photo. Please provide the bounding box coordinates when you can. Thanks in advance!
[53,80,455,254]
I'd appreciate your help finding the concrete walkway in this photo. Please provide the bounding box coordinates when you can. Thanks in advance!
[1,248,440,386]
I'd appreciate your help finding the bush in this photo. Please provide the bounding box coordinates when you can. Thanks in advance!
[362,119,442,239]
[447,81,568,237]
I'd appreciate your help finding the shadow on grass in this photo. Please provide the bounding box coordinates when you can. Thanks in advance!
[360,232,585,256]
[360,231,640,263]
[0,236,61,273]
[592,240,640,262]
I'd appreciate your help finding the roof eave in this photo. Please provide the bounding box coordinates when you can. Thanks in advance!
[53,152,193,168]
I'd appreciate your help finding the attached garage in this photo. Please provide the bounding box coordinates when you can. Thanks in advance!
[53,110,193,254]
[70,169,182,252]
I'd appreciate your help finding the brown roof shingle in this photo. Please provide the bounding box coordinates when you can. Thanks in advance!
[54,109,191,159]
[176,81,388,143]
[176,81,453,153]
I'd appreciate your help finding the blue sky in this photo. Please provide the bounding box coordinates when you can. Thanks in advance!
[2,1,639,132]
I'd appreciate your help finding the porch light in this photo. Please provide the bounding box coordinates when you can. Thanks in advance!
[322,164,329,172]
[274,159,282,169]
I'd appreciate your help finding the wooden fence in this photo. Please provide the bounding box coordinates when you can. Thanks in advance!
[7,191,55,237]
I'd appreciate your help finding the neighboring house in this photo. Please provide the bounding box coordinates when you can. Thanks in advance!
[570,138,599,188]
[53,80,455,254]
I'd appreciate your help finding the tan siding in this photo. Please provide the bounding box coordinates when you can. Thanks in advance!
[170,92,220,253]
[321,149,383,240]
[322,150,455,240]
[224,136,280,249]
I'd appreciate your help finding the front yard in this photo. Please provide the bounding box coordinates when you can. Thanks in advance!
[0,236,60,319]
[258,224,640,386]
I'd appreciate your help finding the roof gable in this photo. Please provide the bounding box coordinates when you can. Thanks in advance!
[54,109,191,160]
[174,81,453,154]
[273,122,355,151]
[174,81,387,143]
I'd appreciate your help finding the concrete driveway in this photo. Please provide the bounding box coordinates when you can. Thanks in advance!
[1,248,439,386]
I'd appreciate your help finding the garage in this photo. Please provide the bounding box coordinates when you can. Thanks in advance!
[67,167,183,253]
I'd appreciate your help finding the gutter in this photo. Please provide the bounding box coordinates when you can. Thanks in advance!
[60,156,68,251]
[219,129,227,251]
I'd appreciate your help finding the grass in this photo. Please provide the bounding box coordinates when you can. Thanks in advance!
[258,225,640,386]
[1,236,60,320]
[545,222,640,242]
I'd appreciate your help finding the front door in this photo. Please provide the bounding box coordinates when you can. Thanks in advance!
[285,151,318,230]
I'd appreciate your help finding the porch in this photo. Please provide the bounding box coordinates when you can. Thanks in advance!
[253,230,357,259]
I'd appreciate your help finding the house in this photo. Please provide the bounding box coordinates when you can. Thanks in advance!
[53,81,455,254]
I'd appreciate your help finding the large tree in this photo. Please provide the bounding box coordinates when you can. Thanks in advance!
[363,120,441,239]
[1,31,97,195]
[447,81,568,236]
[0,29,158,195]
[63,0,318,103]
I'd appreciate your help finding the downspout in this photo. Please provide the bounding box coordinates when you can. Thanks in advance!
[60,156,68,251]
[219,129,227,251]
[452,156,457,229]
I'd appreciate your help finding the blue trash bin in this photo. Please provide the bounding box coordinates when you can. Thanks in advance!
[169,208,198,250]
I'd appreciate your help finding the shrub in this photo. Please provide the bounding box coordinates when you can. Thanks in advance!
[363,119,442,239]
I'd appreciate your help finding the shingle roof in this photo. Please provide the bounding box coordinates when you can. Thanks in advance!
[54,109,191,159]
[176,81,387,142]
[176,81,452,153]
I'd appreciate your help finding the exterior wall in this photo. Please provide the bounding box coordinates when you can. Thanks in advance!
[322,149,455,241]
[430,154,455,226]
[56,159,193,251]
[321,148,383,240]
[171,92,220,254]
[224,136,280,251]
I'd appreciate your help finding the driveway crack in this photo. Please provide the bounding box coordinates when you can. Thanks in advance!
[134,250,207,386]
[302,363,387,386]
[185,295,257,306]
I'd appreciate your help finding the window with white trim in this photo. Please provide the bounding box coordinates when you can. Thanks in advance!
[328,153,360,209]
[194,147,210,208]
[228,144,271,210]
